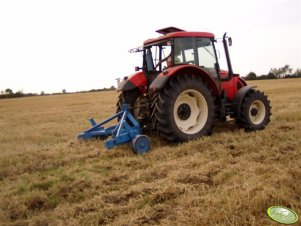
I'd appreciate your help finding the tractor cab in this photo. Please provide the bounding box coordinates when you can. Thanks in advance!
[140,29,220,86]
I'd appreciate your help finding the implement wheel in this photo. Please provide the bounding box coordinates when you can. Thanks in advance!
[132,135,151,154]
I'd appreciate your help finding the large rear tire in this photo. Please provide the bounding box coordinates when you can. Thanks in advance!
[154,75,216,142]
[236,90,271,130]
[116,89,148,124]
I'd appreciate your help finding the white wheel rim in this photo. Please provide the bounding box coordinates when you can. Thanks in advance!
[134,96,147,118]
[249,100,266,125]
[134,101,140,118]
[173,89,208,134]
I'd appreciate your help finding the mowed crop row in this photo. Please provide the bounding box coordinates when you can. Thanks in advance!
[0,79,300,225]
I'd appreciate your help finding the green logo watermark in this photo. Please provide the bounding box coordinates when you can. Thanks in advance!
[267,206,298,224]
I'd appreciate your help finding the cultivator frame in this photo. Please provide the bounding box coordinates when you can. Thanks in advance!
[78,104,150,153]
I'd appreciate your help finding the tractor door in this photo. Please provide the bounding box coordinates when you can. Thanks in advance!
[173,37,221,89]
[143,41,172,83]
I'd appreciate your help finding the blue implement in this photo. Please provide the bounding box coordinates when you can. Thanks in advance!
[78,104,150,153]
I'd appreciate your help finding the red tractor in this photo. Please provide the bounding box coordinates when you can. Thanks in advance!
[117,27,271,142]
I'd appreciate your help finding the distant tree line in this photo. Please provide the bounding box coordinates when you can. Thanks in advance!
[0,86,116,99]
[244,65,301,80]
[0,89,37,99]
[74,86,116,94]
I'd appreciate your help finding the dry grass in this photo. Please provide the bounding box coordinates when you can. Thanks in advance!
[0,79,300,226]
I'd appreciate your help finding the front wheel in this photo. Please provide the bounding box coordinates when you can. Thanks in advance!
[236,90,271,130]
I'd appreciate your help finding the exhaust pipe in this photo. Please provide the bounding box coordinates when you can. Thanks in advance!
[221,33,233,81]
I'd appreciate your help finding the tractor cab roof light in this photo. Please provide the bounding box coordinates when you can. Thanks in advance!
[156,27,185,35]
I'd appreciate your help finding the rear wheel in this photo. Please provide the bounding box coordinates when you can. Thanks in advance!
[116,89,149,124]
[154,75,215,142]
[236,90,271,130]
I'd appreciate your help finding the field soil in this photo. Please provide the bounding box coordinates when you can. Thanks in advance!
[0,79,300,225]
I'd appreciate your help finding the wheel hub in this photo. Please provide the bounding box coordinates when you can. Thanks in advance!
[249,100,266,125]
[250,107,258,116]
[177,103,191,120]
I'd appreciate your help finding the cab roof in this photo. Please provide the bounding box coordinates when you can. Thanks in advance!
[143,27,215,46]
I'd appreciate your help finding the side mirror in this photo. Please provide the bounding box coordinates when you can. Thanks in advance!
[228,37,232,46]
[135,66,140,71]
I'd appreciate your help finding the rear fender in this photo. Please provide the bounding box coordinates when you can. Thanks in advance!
[117,71,147,93]
[233,85,256,117]
[150,65,219,95]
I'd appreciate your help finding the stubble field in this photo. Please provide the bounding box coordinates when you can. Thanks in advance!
[0,78,300,226]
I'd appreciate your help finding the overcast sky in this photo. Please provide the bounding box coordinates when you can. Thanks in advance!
[0,0,300,94]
